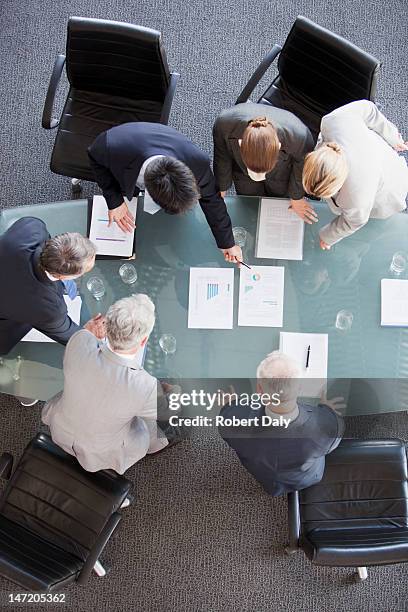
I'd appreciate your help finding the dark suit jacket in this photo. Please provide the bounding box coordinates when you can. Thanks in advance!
[212,103,314,199]
[219,401,343,497]
[0,217,80,355]
[88,122,234,249]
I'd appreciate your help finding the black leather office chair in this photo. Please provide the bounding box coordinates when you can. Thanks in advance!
[236,16,381,137]
[42,16,179,191]
[0,433,132,591]
[286,439,408,581]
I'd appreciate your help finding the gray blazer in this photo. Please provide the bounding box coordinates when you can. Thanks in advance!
[319,100,408,246]
[212,103,314,199]
[42,330,167,474]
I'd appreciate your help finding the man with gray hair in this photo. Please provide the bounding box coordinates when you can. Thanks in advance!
[0,217,99,356]
[219,351,344,497]
[42,294,173,474]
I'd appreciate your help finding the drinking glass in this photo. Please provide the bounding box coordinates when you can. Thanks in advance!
[159,334,177,355]
[232,226,247,248]
[86,276,106,300]
[389,251,407,276]
[119,263,138,285]
[335,310,353,331]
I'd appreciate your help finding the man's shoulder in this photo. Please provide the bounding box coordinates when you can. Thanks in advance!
[2,217,48,243]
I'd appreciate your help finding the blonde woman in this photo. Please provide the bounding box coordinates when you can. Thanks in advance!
[302,100,408,249]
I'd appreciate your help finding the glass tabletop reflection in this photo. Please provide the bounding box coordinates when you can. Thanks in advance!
[2,196,408,416]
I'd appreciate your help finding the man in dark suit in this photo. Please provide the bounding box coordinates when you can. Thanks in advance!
[218,352,344,497]
[0,217,102,357]
[213,103,317,224]
[88,122,242,264]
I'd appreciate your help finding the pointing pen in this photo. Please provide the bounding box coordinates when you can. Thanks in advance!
[306,345,311,369]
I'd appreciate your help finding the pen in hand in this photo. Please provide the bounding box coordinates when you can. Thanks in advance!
[238,260,252,270]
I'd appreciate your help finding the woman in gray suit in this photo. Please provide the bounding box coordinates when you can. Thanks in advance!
[302,100,408,249]
[213,103,317,223]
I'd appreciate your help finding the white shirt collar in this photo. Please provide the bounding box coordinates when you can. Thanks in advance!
[136,155,165,190]
[106,339,139,360]
[264,403,299,422]
[45,270,59,282]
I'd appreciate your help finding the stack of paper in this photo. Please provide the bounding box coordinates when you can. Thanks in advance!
[255,198,304,260]
[188,268,234,329]
[238,265,284,327]
[279,332,328,397]
[22,296,82,342]
[381,279,408,326]
[89,195,137,257]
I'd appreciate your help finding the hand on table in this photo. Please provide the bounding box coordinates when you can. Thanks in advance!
[84,313,106,339]
[319,239,331,250]
[222,245,243,266]
[289,198,318,224]
[220,191,227,198]
[108,202,135,233]
[320,392,346,416]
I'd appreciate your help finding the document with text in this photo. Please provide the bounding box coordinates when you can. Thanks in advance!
[22,296,82,343]
[255,197,304,260]
[89,195,137,257]
[238,265,284,327]
[279,332,328,397]
[381,279,408,326]
[188,267,234,329]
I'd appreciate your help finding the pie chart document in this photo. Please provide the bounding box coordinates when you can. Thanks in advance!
[238,265,284,327]
[188,267,235,329]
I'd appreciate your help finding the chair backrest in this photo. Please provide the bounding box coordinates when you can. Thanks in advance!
[0,434,130,560]
[277,16,381,116]
[66,17,171,102]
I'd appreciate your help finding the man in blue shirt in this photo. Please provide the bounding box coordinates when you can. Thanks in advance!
[219,352,344,497]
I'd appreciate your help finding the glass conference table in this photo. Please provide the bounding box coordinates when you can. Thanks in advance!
[1,195,408,417]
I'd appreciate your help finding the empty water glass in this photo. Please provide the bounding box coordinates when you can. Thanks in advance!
[390,251,407,276]
[232,226,247,248]
[86,276,106,300]
[119,263,138,285]
[335,310,353,331]
[159,334,177,355]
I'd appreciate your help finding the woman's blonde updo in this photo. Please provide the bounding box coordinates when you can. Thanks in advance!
[302,142,348,198]
[240,116,280,173]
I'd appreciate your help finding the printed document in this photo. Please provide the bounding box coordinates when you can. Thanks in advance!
[381,279,408,326]
[89,195,137,257]
[22,296,82,343]
[255,198,304,260]
[279,332,328,397]
[238,265,284,327]
[188,268,234,329]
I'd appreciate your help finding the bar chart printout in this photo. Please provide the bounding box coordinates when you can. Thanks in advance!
[188,268,234,329]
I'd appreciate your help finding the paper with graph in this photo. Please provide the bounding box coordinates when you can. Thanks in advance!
[188,268,234,329]
[255,197,304,260]
[238,265,284,327]
[89,195,137,257]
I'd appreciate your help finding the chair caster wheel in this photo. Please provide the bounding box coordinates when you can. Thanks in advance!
[71,178,82,194]
[284,545,298,555]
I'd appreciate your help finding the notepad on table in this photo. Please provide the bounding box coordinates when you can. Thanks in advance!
[381,279,408,326]
[279,332,328,397]
[255,197,304,260]
[89,195,137,257]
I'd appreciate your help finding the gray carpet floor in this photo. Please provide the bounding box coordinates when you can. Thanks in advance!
[0,0,408,610]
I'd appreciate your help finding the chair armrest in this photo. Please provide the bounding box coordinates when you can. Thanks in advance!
[235,44,282,104]
[42,54,66,129]
[0,453,13,480]
[160,72,180,125]
[77,512,121,584]
[287,491,300,550]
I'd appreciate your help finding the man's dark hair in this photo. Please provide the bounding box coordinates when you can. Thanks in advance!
[144,157,200,214]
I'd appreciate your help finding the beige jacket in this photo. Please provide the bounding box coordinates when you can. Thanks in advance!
[318,100,408,246]
[42,330,167,474]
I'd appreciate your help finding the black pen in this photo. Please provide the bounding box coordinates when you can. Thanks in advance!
[238,260,252,270]
[306,345,311,369]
